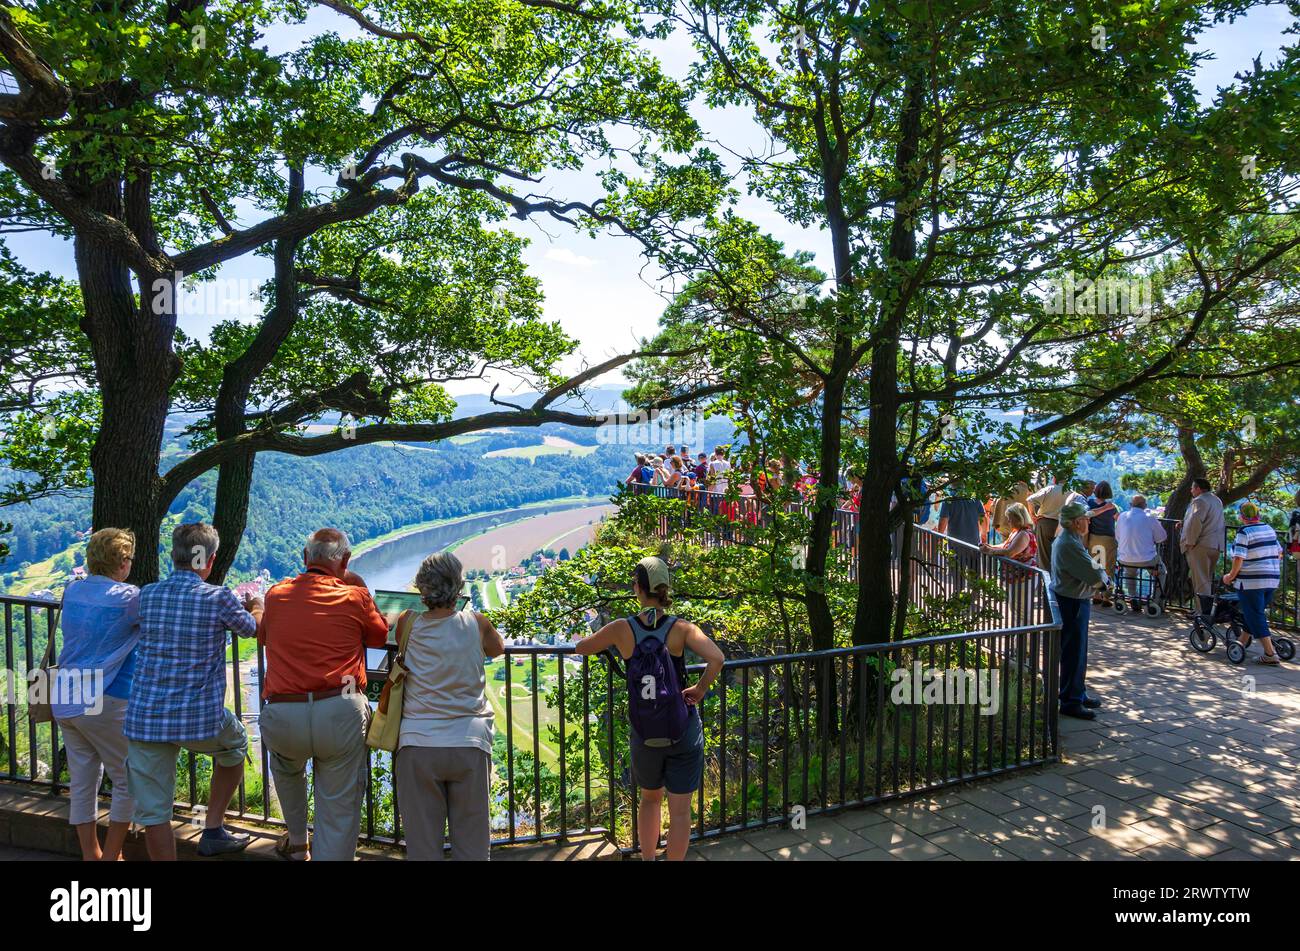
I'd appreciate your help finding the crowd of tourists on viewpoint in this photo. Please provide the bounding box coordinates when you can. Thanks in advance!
[35,442,1299,863]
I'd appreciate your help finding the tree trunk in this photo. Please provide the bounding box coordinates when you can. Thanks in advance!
[1164,425,1207,523]
[853,343,902,645]
[852,72,922,646]
[803,371,845,654]
[73,170,177,587]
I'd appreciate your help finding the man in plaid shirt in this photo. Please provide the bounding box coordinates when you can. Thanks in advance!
[126,522,264,859]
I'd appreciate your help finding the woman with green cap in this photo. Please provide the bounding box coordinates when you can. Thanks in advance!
[1222,501,1284,665]
[1051,500,1109,720]
[574,555,725,860]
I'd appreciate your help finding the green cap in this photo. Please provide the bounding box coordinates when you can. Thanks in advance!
[1060,501,1088,521]
[637,556,671,592]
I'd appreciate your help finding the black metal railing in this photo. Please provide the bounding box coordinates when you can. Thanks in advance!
[1,493,1061,854]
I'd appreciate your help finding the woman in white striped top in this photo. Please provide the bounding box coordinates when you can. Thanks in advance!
[1222,502,1284,665]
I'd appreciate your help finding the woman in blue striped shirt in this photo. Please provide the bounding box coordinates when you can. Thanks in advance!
[1222,502,1284,665]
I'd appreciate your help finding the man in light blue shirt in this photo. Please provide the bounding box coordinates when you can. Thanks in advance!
[1115,495,1168,603]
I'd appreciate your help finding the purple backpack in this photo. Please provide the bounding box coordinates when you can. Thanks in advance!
[626,613,690,748]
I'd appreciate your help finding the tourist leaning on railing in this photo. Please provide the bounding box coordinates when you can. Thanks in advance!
[1222,502,1284,666]
[979,502,1037,582]
[396,551,504,861]
[52,528,141,861]
[1050,501,1107,721]
[1085,481,1118,608]
[574,556,725,862]
[125,522,263,861]
[257,528,391,861]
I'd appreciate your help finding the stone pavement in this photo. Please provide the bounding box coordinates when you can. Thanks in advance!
[690,610,1300,861]
[0,844,73,861]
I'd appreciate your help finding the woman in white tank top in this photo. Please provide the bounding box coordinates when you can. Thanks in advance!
[395,552,505,860]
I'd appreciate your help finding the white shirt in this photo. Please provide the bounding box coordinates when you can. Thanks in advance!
[709,458,731,493]
[399,610,494,754]
[1116,508,1167,564]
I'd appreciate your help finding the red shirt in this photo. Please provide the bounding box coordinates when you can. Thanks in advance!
[257,569,390,698]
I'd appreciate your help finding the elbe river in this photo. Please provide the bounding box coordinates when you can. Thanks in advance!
[349,498,600,593]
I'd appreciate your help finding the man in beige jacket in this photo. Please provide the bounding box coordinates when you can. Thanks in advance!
[1179,478,1225,615]
[1027,472,1083,574]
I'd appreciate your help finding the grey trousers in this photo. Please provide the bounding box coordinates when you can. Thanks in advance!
[1035,518,1059,573]
[1184,545,1221,601]
[396,746,491,861]
[260,692,370,862]
[1120,558,1167,600]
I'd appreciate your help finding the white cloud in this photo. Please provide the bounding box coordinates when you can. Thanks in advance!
[544,247,598,269]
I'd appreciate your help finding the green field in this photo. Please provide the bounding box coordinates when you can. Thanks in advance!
[483,655,583,767]
[479,577,506,609]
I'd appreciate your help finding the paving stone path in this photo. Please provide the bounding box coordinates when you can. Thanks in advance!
[690,610,1300,861]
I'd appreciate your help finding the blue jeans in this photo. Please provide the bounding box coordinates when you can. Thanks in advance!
[1056,594,1090,708]
[1237,587,1275,642]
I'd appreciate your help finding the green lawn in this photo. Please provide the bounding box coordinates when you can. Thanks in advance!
[483,656,579,766]
[480,577,506,609]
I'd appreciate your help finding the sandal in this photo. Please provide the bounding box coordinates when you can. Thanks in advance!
[275,832,310,861]
[1255,654,1280,666]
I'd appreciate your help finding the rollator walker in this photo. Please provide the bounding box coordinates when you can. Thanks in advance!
[1112,561,1166,617]
[1189,582,1296,665]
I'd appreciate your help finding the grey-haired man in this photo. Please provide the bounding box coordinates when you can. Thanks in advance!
[257,528,390,860]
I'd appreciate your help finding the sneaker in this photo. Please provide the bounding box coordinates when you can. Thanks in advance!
[197,826,253,857]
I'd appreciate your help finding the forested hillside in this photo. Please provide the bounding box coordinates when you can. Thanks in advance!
[2,439,631,584]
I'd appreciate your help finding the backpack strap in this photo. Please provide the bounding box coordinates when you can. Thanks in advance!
[628,611,676,643]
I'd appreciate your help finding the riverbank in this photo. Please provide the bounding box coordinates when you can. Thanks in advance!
[351,497,609,592]
[350,494,604,557]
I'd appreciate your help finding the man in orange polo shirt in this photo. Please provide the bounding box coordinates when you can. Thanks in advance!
[257,528,390,861]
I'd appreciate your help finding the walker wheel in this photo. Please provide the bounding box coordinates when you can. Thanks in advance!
[1189,622,1216,653]
[1277,639,1295,662]
[1226,640,1247,665]
[1144,601,1163,618]
[1113,599,1127,615]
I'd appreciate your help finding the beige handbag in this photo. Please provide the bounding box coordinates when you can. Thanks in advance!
[27,602,61,724]
[27,637,57,724]
[366,610,414,752]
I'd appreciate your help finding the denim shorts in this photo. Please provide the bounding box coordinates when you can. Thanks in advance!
[630,711,704,795]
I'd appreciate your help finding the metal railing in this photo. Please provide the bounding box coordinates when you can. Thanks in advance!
[1,491,1060,854]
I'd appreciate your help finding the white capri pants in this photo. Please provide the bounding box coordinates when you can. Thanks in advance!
[56,695,134,826]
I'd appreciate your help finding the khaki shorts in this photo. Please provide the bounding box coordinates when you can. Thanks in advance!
[127,708,248,826]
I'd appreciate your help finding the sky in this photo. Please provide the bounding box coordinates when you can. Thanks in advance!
[9,5,1293,400]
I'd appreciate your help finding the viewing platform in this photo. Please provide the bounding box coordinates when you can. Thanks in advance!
[3,487,1298,861]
